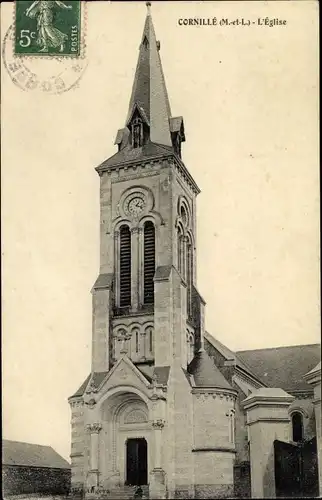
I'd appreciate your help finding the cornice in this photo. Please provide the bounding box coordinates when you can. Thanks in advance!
[192,387,237,401]
[69,398,84,408]
[96,152,201,196]
[192,446,236,454]
[247,417,291,426]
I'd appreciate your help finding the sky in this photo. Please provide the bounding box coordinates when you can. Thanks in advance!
[1,1,319,461]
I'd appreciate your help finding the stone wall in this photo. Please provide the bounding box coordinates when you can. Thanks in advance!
[193,450,235,499]
[233,383,250,464]
[192,391,236,498]
[233,462,251,498]
[192,391,235,449]
[164,273,194,497]
[2,465,71,496]
[70,400,86,488]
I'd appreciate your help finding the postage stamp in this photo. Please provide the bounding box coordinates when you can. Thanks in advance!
[15,0,81,57]
[3,24,87,94]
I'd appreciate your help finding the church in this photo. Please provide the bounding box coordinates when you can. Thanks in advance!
[68,5,321,499]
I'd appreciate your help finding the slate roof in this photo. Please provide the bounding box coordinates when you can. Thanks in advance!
[69,373,91,399]
[70,364,170,400]
[98,142,173,170]
[306,361,321,376]
[97,7,187,173]
[188,349,233,390]
[153,366,170,385]
[204,332,263,385]
[2,440,70,469]
[137,364,170,385]
[154,265,172,281]
[93,273,113,290]
[237,344,321,392]
[125,8,172,146]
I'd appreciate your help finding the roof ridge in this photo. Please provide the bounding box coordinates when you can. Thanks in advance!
[3,439,51,448]
[237,343,320,353]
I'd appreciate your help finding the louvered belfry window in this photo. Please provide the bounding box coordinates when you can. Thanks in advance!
[143,221,155,304]
[119,225,131,307]
[187,242,193,317]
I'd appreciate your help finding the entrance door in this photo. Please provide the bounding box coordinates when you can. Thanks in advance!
[126,438,147,485]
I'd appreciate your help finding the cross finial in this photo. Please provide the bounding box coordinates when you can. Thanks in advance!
[146,1,151,14]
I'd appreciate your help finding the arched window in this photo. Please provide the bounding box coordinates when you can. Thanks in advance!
[119,225,131,307]
[292,412,303,442]
[180,205,188,226]
[143,221,155,304]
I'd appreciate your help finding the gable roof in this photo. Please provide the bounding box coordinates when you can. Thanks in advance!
[2,440,70,469]
[237,344,321,393]
[204,332,263,385]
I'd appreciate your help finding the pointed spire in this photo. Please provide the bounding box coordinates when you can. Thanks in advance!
[126,3,172,146]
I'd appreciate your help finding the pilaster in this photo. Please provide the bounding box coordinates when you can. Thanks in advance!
[242,388,294,498]
[86,423,102,489]
[91,285,111,372]
[150,391,167,499]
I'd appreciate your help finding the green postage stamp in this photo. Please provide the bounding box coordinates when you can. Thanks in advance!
[15,0,81,56]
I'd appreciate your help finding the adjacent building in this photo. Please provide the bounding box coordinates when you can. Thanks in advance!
[2,439,71,496]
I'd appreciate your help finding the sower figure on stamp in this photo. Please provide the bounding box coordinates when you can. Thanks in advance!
[25,0,72,53]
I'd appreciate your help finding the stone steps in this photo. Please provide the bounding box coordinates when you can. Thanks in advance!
[109,485,149,499]
[84,485,149,500]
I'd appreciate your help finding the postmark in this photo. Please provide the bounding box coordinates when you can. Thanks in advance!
[3,25,88,94]
[15,0,81,57]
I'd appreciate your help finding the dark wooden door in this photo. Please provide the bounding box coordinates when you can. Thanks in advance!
[274,438,318,498]
[126,438,147,486]
[274,439,301,497]
[301,437,319,497]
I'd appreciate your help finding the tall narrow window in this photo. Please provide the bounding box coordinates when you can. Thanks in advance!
[135,331,139,353]
[132,118,143,148]
[186,239,193,317]
[177,229,181,272]
[292,412,303,442]
[119,225,131,307]
[226,410,235,444]
[149,328,153,353]
[177,227,184,274]
[143,221,155,304]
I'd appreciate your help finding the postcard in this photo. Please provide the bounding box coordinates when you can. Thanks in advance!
[1,1,320,499]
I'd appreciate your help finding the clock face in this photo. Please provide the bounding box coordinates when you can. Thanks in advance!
[127,197,146,215]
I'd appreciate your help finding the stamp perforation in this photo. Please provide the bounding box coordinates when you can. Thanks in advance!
[13,0,87,60]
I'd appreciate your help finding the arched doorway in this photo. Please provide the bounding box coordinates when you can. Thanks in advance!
[100,388,151,487]
[126,437,148,485]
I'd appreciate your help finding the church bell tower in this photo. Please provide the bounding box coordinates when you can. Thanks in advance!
[69,5,237,498]
[91,3,202,375]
